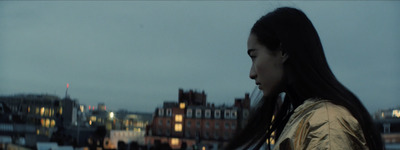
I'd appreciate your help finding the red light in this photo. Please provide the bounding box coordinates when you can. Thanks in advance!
[89,106,91,110]
[105,106,106,110]
[67,83,69,88]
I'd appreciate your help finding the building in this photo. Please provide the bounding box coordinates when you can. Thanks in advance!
[107,110,152,149]
[145,89,251,149]
[0,94,64,148]
[373,107,400,149]
[0,94,92,149]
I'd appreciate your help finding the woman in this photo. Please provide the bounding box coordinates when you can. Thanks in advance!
[226,7,384,150]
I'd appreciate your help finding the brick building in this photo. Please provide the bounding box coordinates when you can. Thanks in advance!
[145,89,250,149]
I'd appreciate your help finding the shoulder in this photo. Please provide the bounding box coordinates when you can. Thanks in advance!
[276,99,368,149]
[280,99,369,149]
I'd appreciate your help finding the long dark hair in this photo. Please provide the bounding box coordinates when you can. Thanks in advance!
[226,7,384,149]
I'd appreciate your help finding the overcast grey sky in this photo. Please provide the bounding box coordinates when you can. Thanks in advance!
[0,1,399,113]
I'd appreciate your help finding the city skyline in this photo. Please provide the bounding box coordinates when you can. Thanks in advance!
[1,1,399,113]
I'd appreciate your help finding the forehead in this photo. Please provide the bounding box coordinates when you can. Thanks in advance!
[247,34,260,47]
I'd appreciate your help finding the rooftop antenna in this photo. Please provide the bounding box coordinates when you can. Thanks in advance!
[65,83,69,98]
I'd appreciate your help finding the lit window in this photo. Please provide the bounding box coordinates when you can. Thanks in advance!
[51,108,55,116]
[89,120,92,125]
[175,114,183,122]
[28,106,30,113]
[40,107,45,116]
[174,123,182,132]
[45,108,49,117]
[90,116,97,122]
[36,108,39,114]
[51,120,56,127]
[195,109,202,118]
[36,129,40,135]
[205,109,211,118]
[187,109,192,117]
[41,119,45,127]
[215,110,221,119]
[59,107,63,115]
[171,138,179,146]
[45,119,50,128]
[393,110,400,118]
[179,103,186,109]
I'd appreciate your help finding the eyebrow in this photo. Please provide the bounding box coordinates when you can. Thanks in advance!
[247,49,256,56]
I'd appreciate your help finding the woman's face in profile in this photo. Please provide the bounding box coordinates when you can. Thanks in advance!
[247,34,286,96]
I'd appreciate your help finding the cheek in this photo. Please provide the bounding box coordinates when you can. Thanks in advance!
[256,60,283,85]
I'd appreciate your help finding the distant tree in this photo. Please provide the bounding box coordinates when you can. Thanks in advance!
[180,142,187,150]
[118,141,126,150]
[129,141,139,150]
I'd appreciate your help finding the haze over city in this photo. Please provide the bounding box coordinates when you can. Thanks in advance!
[0,1,399,113]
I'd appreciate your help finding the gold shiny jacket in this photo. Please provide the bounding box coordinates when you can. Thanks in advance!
[273,99,369,150]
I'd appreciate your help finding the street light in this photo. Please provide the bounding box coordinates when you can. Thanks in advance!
[110,112,114,119]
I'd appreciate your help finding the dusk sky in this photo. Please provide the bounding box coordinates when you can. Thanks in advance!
[0,1,399,114]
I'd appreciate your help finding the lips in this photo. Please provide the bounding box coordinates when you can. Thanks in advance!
[256,82,261,89]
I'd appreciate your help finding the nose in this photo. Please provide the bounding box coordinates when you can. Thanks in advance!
[249,64,256,79]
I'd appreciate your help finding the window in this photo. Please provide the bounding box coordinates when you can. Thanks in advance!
[224,110,230,119]
[171,138,179,146]
[196,121,201,128]
[166,119,170,126]
[51,119,55,127]
[214,110,221,119]
[185,131,191,137]
[40,107,44,116]
[166,109,172,117]
[224,132,230,140]
[186,121,191,127]
[179,103,185,109]
[205,109,211,118]
[205,121,210,128]
[175,123,182,132]
[157,128,162,135]
[175,114,183,122]
[243,109,249,119]
[225,122,230,129]
[215,122,220,129]
[186,109,192,117]
[158,119,162,126]
[204,132,209,139]
[214,132,220,139]
[195,109,202,118]
[231,123,236,129]
[231,110,237,119]
[158,109,164,116]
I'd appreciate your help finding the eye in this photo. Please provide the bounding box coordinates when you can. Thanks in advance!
[249,54,256,60]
